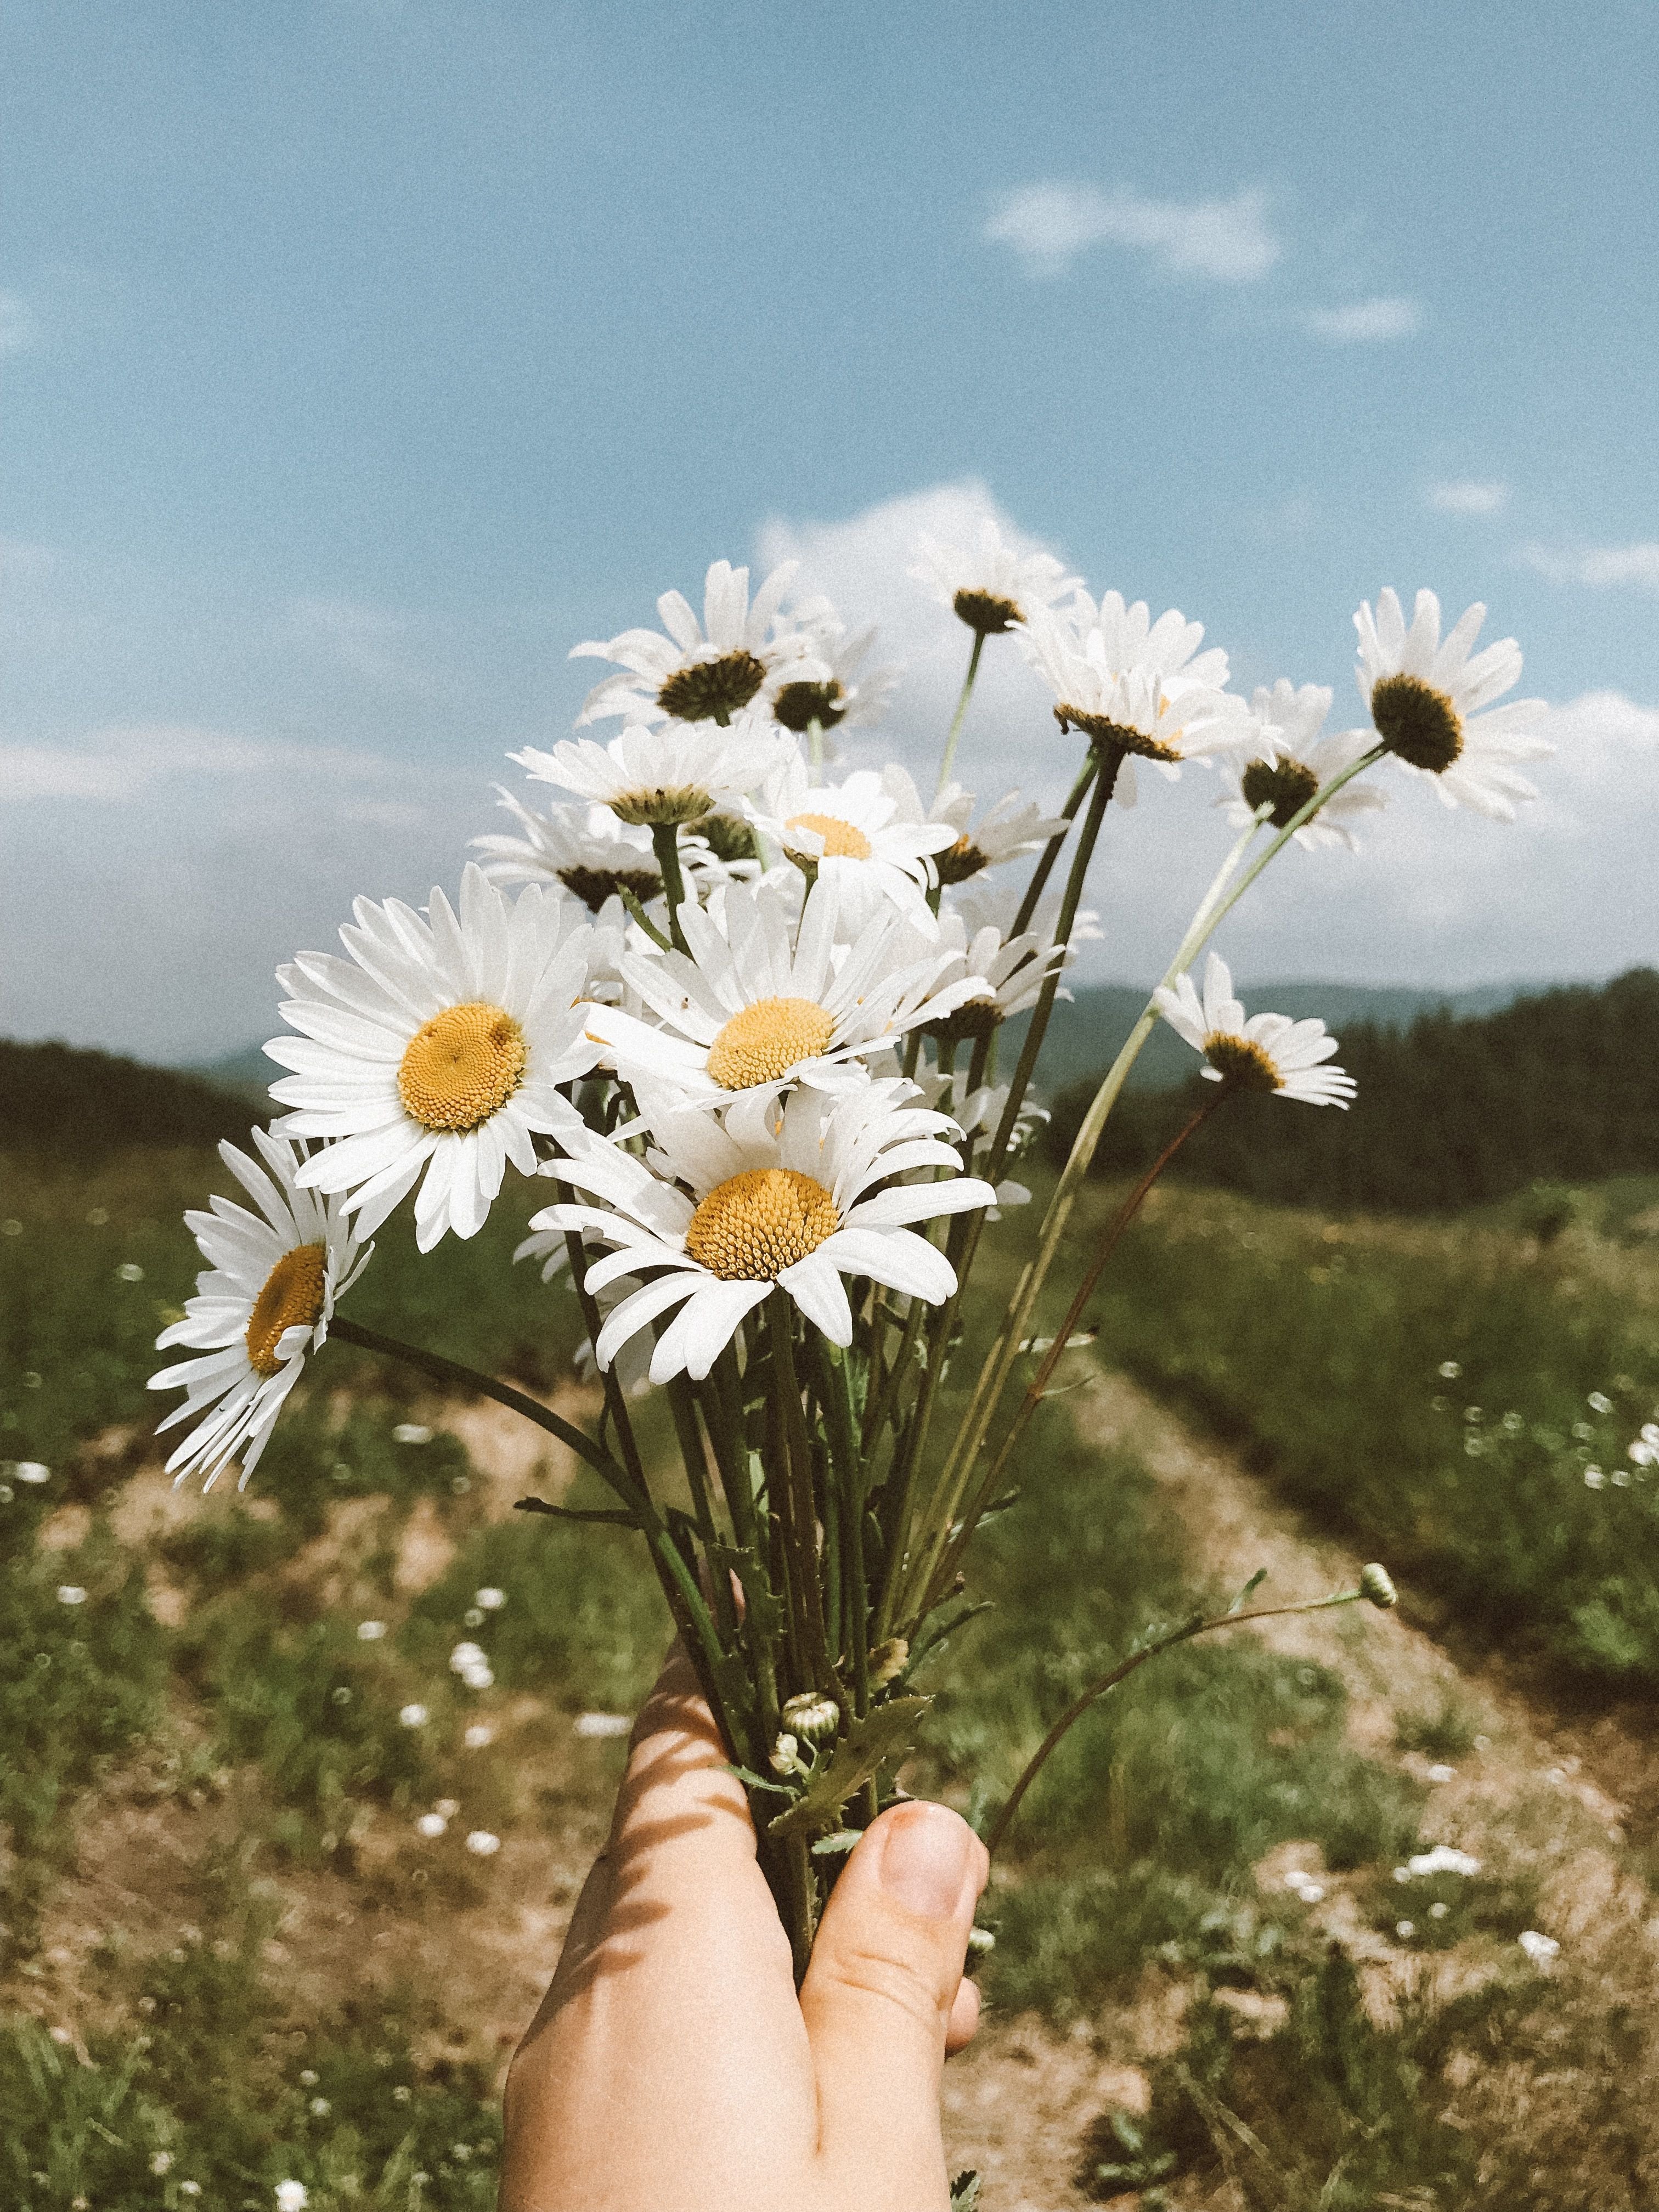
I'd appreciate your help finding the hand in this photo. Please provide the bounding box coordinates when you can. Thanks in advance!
[501,1648,989,2211]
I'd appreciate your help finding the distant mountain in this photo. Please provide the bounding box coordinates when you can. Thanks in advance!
[191,1043,279,1102]
[1,1040,262,1158]
[1007,980,1532,1096]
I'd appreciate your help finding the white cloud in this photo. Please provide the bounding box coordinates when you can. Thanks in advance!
[1304,296,1423,345]
[0,724,406,804]
[0,291,38,355]
[1428,479,1508,516]
[1519,540,1659,595]
[985,183,1280,282]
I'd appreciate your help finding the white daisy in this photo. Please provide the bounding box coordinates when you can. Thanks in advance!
[919,898,1075,1049]
[511,715,797,830]
[471,792,665,910]
[531,1086,997,1382]
[1217,682,1387,849]
[1019,593,1249,804]
[148,1131,371,1490]
[582,877,984,1105]
[910,517,1081,637]
[931,783,1070,886]
[748,762,957,936]
[267,864,598,1250]
[1153,953,1356,1107]
[1354,588,1550,819]
[569,558,824,728]
[770,622,900,736]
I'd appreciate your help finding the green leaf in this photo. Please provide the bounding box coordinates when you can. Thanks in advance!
[709,1543,783,1640]
[766,1696,931,1841]
[949,2172,983,2210]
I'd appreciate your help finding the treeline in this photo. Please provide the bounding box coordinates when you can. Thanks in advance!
[0,1039,263,1160]
[1043,968,1659,1212]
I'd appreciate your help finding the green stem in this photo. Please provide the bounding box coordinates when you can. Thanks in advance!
[771,1293,831,1688]
[935,630,986,799]
[985,1588,1369,1860]
[650,822,691,953]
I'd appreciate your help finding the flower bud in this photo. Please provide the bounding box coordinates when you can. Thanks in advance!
[781,1691,839,1745]
[1359,1562,1398,1610]
[768,1731,800,1775]
[868,1637,910,1688]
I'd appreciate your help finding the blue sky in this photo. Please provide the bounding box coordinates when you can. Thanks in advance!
[5,0,1658,1058]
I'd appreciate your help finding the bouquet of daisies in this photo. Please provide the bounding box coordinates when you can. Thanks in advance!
[149,531,1549,1973]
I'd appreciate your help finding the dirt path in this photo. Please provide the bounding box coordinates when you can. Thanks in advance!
[938,1363,1658,2210]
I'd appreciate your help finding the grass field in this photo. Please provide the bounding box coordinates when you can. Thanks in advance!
[5,1141,1659,2207]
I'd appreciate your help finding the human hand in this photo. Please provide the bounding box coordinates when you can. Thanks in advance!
[500,1648,989,2211]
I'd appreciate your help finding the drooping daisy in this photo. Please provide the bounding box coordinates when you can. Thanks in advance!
[1019,594,1249,803]
[472,791,665,910]
[910,517,1081,637]
[569,559,825,728]
[531,1085,997,1381]
[267,864,598,1250]
[1217,682,1387,849]
[919,900,1073,1049]
[930,782,1070,885]
[148,1131,371,1489]
[511,715,797,830]
[1153,954,1356,1107]
[748,762,957,935]
[583,877,984,1105]
[770,622,901,736]
[1354,589,1550,820]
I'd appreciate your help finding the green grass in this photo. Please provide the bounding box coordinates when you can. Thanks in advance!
[1058,1180,1659,1689]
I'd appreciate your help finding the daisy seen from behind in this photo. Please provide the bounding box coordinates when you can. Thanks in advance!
[770,620,901,737]
[1153,953,1356,1107]
[930,782,1069,885]
[1218,681,1387,849]
[748,762,957,936]
[1355,588,1550,819]
[910,515,1080,636]
[268,864,598,1250]
[511,715,796,830]
[570,558,824,728]
[532,1084,997,1381]
[149,1131,371,1490]
[583,876,986,1106]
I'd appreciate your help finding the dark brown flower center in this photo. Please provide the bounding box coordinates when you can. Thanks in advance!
[1054,704,1180,764]
[657,650,768,725]
[953,588,1022,636]
[1203,1032,1281,1093]
[935,836,989,887]
[923,997,1003,1046]
[772,679,848,733]
[556,864,663,915]
[1239,757,1321,828]
[1369,674,1464,773]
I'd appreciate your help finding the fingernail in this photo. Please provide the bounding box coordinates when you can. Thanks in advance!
[876,1804,973,1921]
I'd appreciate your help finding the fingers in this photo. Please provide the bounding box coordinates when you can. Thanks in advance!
[802,1801,989,2207]
[945,1970,981,2055]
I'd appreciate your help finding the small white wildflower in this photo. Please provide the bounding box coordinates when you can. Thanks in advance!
[1427,1763,1457,1784]
[460,1662,494,1690]
[1518,1928,1560,1966]
[464,1723,494,1750]
[1393,1866,1412,1884]
[398,1703,428,1728]
[1584,1466,1606,1490]
[56,1585,88,1606]
[150,2152,174,2175]
[1396,1920,1416,1939]
[1407,1844,1481,1877]
[449,1641,486,1672]
[298,2069,319,2087]
[356,1620,387,1641]
[393,1423,432,1445]
[415,1813,448,1838]
[464,1606,485,1627]
[475,1587,506,1610]
[574,1711,633,1739]
[465,1829,501,1856]
[435,1797,459,1818]
[276,2186,310,2212]
[1430,1900,1450,1919]
[392,2084,412,2104]
[1588,1391,1612,1414]
[180,2186,202,2200]
[1437,1360,1462,1380]
[16,1462,51,1484]
[1629,1441,1656,1466]
[308,2096,331,2117]
[117,1261,145,1283]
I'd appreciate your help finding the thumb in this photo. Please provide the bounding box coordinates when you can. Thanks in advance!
[801,1801,988,2208]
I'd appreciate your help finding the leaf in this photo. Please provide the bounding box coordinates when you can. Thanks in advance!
[766,1696,932,1841]
[723,1762,796,1798]
[949,2172,983,2211]
[1228,1566,1268,1615]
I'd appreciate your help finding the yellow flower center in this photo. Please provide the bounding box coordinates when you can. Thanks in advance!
[245,1242,328,1378]
[786,811,872,861]
[706,996,837,1090]
[1203,1032,1282,1093]
[397,1002,527,1132]
[685,1168,839,1280]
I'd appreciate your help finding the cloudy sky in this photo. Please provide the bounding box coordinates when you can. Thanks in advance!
[4,1,1657,1061]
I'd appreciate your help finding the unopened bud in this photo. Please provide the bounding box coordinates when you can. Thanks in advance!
[966,1925,996,1955]
[781,1692,839,1745]
[868,1638,909,1689]
[768,1731,800,1775]
[1359,1562,1398,1610]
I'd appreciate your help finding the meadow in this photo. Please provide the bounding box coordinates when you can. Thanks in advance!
[5,1121,1659,2208]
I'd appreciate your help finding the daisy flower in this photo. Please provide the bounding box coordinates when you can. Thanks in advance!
[1019,593,1249,803]
[583,877,984,1104]
[920,899,1075,1049]
[472,792,665,911]
[1217,682,1387,849]
[148,1131,371,1489]
[569,558,824,728]
[1355,588,1550,819]
[511,715,797,830]
[267,864,598,1250]
[771,622,900,736]
[531,1086,997,1381]
[1153,953,1356,1107]
[910,517,1081,637]
[931,783,1069,885]
[748,762,957,936]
